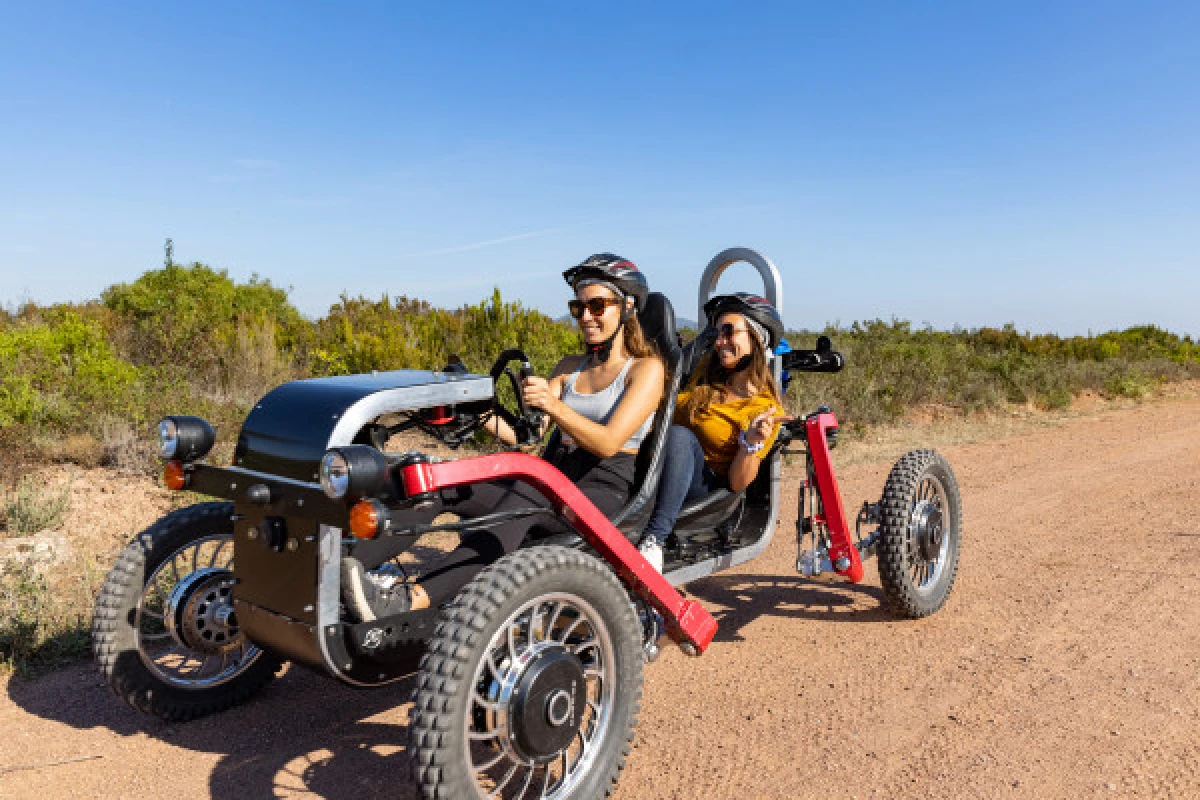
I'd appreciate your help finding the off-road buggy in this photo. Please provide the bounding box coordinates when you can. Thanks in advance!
[92,247,962,799]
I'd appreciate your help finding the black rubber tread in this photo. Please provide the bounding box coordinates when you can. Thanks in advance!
[876,449,963,619]
[410,545,644,800]
[91,501,283,722]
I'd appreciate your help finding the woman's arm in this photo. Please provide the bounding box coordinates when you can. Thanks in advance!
[725,405,790,492]
[523,357,665,459]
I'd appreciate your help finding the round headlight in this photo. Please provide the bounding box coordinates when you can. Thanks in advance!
[158,418,179,458]
[319,445,389,501]
[319,451,351,498]
[157,416,215,462]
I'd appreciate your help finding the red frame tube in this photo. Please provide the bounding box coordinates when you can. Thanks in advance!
[805,411,864,583]
[398,453,718,653]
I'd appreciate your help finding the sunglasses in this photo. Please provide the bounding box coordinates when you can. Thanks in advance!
[568,297,621,319]
[714,323,752,341]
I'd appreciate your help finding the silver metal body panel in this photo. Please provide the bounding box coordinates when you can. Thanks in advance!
[325,371,494,448]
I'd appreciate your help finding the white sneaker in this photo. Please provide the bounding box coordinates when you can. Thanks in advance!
[637,539,664,574]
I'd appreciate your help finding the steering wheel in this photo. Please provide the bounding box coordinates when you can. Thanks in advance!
[488,348,546,446]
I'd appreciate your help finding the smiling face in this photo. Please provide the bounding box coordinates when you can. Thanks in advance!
[713,311,757,369]
[574,284,628,345]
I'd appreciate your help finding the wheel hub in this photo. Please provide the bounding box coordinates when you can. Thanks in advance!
[509,648,587,761]
[165,567,243,655]
[911,501,944,561]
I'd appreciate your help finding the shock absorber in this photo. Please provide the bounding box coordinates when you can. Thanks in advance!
[796,466,834,577]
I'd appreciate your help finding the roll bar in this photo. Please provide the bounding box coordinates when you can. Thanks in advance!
[696,247,783,331]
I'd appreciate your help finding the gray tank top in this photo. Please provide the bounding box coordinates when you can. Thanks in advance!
[560,357,654,452]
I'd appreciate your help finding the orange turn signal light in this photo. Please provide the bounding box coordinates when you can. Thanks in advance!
[164,460,188,491]
[349,499,383,539]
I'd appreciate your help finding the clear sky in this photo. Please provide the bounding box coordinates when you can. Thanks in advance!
[2,1,1197,335]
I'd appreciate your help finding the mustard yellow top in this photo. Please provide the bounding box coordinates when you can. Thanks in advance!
[674,390,781,476]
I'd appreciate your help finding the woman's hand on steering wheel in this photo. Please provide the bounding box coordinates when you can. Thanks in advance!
[520,375,558,415]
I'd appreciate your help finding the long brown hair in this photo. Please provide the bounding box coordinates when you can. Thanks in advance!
[622,313,657,359]
[678,326,782,425]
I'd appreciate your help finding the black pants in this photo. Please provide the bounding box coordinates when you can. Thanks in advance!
[351,449,637,606]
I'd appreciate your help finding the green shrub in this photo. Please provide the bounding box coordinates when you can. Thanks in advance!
[312,288,581,377]
[1,476,72,537]
[102,262,306,379]
[0,559,92,675]
[0,310,143,430]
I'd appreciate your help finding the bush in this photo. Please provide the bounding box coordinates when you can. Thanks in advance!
[312,288,581,377]
[0,559,92,675]
[101,262,306,384]
[1,476,72,537]
[0,310,143,431]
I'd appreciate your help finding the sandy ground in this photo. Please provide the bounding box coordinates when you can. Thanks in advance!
[1,394,1198,799]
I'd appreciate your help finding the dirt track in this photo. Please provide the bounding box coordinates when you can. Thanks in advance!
[2,396,1198,799]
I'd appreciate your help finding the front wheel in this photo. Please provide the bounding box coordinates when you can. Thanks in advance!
[410,546,644,800]
[876,450,963,618]
[91,501,283,721]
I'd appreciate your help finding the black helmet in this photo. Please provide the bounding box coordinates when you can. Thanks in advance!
[563,253,649,312]
[703,292,785,350]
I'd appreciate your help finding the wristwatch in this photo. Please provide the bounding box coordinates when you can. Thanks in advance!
[738,430,765,454]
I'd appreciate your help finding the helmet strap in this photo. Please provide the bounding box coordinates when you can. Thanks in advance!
[588,317,625,363]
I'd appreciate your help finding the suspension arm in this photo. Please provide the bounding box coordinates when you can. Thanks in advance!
[806,411,864,582]
[396,453,718,653]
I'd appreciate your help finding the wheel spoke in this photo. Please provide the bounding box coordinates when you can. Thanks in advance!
[544,602,564,640]
[468,728,501,741]
[572,637,598,656]
[492,764,519,794]
[559,614,584,643]
[473,691,505,713]
[507,619,522,662]
[512,764,537,800]
[474,747,507,772]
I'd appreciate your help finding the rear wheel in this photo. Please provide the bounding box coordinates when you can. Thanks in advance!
[410,546,643,799]
[91,502,283,721]
[877,450,962,618]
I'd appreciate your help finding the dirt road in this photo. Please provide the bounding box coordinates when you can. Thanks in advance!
[2,397,1198,799]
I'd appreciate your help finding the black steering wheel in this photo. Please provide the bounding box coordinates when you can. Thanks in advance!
[488,348,546,446]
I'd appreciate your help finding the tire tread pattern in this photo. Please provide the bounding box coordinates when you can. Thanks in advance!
[876,449,963,619]
[91,501,282,722]
[410,545,643,800]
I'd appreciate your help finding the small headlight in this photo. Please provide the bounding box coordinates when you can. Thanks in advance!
[319,445,388,501]
[158,418,179,458]
[157,416,215,462]
[319,451,351,498]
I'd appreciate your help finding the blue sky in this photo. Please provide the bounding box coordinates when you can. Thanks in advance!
[1,1,1197,335]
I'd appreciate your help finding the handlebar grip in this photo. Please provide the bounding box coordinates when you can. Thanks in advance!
[781,349,844,373]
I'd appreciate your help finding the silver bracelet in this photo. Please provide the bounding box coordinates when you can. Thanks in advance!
[738,430,764,454]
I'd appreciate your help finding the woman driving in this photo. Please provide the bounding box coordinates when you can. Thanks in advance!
[342,253,665,620]
[636,293,790,573]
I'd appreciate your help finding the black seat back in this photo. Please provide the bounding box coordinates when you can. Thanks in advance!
[611,292,680,528]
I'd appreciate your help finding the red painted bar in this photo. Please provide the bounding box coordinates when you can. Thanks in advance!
[397,453,718,653]
[805,412,864,583]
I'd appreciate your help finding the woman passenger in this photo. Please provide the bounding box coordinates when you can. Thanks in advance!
[636,293,790,573]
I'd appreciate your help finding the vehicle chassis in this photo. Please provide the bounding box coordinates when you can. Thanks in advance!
[93,247,963,798]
